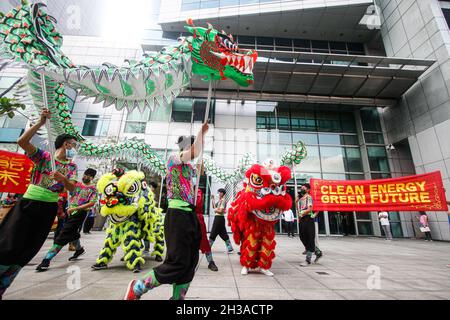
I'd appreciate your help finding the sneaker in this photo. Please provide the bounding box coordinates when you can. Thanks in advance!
[300,260,311,267]
[237,251,241,256]
[314,252,323,263]
[36,259,50,272]
[155,255,163,262]
[241,266,249,275]
[143,249,150,254]
[68,247,85,261]
[120,256,125,262]
[259,268,274,277]
[124,280,140,300]
[91,262,108,270]
[227,249,234,254]
[133,264,141,273]
[208,261,218,272]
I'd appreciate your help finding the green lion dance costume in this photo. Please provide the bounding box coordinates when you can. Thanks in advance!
[92,168,164,273]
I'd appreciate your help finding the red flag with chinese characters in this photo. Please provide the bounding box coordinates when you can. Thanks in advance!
[0,150,34,194]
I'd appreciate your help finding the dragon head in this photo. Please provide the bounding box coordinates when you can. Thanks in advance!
[185,19,257,87]
[97,168,148,224]
[243,162,292,222]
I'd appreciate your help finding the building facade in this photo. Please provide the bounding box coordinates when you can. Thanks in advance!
[1,0,449,240]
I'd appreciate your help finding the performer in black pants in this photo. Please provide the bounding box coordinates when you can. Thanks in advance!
[124,123,209,300]
[209,188,234,253]
[297,183,315,266]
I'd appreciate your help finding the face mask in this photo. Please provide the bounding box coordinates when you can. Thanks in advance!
[66,148,76,159]
[299,190,306,197]
[82,177,91,184]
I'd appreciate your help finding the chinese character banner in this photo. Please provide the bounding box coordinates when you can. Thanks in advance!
[0,150,34,194]
[310,171,448,212]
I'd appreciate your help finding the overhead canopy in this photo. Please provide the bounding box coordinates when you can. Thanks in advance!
[181,50,435,107]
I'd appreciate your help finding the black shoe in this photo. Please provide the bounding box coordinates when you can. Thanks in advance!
[155,255,163,262]
[133,264,141,273]
[208,261,218,272]
[237,251,241,256]
[120,256,125,261]
[314,252,323,263]
[91,262,108,270]
[68,247,85,261]
[36,259,50,272]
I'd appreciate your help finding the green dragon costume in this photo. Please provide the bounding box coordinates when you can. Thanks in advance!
[0,1,260,183]
[93,168,164,272]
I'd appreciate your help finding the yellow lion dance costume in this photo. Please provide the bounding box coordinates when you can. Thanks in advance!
[91,168,164,273]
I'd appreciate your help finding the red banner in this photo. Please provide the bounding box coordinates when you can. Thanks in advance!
[310,171,448,212]
[0,150,34,194]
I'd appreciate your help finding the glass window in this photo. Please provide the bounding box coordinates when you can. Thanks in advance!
[296,146,320,172]
[127,108,150,122]
[290,109,316,131]
[340,112,357,133]
[181,1,200,10]
[346,174,364,180]
[356,212,371,220]
[279,132,292,144]
[293,39,310,49]
[367,146,390,172]
[257,112,276,129]
[124,122,146,134]
[320,146,345,172]
[311,40,329,53]
[220,0,239,6]
[82,115,99,136]
[357,221,373,235]
[364,132,384,144]
[277,104,290,130]
[257,36,274,46]
[171,98,192,123]
[318,134,341,145]
[237,35,255,45]
[347,42,365,55]
[390,223,403,237]
[322,173,346,180]
[341,135,358,146]
[292,132,318,145]
[345,147,363,172]
[193,99,214,122]
[150,104,172,121]
[329,41,347,53]
[257,143,278,162]
[361,108,382,132]
[275,37,292,47]
[371,172,391,179]
[200,0,219,9]
[316,111,341,132]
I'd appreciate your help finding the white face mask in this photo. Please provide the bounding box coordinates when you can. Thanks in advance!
[66,148,76,159]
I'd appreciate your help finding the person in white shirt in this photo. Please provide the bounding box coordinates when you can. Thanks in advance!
[282,209,295,237]
[378,211,392,240]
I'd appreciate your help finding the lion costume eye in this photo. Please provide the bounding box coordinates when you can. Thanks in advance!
[127,181,140,194]
[104,183,117,196]
[250,173,263,187]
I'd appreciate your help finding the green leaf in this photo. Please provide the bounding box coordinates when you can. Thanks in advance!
[7,111,14,118]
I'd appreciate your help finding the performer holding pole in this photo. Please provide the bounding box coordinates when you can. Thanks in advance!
[0,108,78,299]
[124,109,210,300]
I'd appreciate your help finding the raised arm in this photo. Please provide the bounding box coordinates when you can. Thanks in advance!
[180,122,209,162]
[17,108,50,155]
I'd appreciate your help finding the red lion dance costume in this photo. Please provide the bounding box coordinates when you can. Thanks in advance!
[228,162,292,276]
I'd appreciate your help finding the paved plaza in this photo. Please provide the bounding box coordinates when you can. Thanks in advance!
[3,232,450,300]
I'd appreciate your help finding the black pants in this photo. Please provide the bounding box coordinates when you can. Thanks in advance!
[286,221,295,236]
[209,215,229,242]
[0,199,57,267]
[54,210,87,247]
[154,207,201,285]
[83,216,95,233]
[54,215,66,240]
[299,216,315,253]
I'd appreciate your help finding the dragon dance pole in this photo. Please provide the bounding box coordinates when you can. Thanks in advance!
[194,75,213,201]
[40,72,56,172]
[293,164,300,235]
[158,174,164,208]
